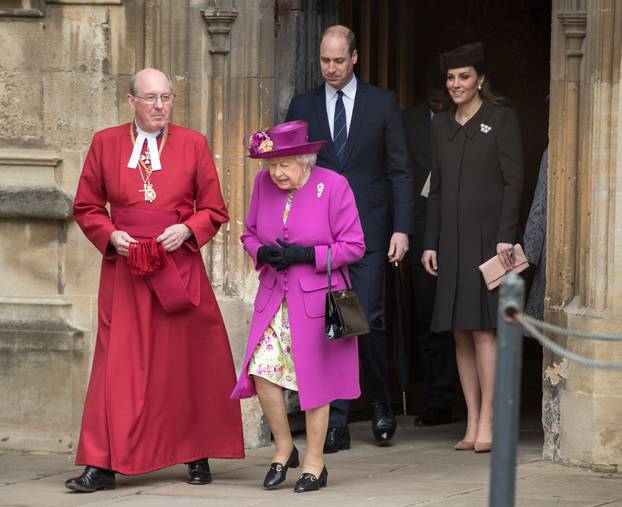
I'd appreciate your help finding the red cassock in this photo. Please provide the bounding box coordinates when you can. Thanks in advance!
[72,122,244,475]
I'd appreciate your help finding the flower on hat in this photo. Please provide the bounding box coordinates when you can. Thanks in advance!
[248,130,274,156]
[259,139,273,153]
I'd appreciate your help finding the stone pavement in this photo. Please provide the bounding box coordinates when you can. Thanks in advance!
[1,417,621,507]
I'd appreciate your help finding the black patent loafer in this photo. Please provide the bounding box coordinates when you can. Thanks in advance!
[294,466,328,493]
[371,402,396,445]
[65,466,115,493]
[263,446,300,489]
[323,426,350,454]
[186,458,212,485]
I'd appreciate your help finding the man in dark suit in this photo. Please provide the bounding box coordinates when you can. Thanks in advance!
[286,25,413,451]
[402,81,457,427]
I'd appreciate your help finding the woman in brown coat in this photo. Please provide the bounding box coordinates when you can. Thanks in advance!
[422,43,523,452]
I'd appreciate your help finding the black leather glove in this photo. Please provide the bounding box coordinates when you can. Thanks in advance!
[274,239,315,271]
[257,246,284,265]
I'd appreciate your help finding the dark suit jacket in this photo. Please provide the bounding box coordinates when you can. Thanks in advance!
[286,80,413,252]
[402,103,432,262]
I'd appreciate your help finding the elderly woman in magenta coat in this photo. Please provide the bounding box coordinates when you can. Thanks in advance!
[231,120,365,493]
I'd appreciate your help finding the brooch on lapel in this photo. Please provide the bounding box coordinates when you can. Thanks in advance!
[316,183,325,198]
[480,123,492,134]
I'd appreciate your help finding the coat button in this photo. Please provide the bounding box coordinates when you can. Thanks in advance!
[284,287,288,292]
[283,225,288,230]
[284,233,289,239]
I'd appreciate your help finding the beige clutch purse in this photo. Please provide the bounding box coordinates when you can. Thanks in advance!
[478,244,529,291]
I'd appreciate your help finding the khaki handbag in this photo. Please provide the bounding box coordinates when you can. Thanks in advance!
[325,247,370,340]
[478,243,529,290]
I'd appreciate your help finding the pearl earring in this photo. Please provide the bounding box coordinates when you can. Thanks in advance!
[478,84,482,91]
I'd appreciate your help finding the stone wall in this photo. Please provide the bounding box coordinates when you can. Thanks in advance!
[545,0,622,471]
[0,0,140,454]
[0,0,283,453]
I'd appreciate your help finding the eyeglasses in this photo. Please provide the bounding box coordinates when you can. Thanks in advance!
[132,94,175,104]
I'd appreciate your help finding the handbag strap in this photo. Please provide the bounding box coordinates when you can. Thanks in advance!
[327,246,333,294]
[327,246,352,292]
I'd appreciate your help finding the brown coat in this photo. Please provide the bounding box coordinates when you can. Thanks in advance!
[424,101,523,332]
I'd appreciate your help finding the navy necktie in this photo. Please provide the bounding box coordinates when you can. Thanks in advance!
[333,90,347,163]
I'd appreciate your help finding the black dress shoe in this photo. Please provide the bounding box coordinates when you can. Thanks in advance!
[294,466,328,493]
[65,466,115,493]
[186,458,212,485]
[323,426,350,454]
[263,446,300,489]
[414,408,452,427]
[371,402,396,444]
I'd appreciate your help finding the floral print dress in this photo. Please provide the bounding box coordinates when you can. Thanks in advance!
[248,190,298,391]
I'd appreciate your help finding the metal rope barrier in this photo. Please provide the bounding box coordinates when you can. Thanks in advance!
[520,313,622,341]
[514,313,622,371]
[490,273,622,507]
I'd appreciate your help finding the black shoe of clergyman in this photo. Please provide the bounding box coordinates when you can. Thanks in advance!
[65,466,116,493]
[414,408,452,427]
[294,466,328,493]
[263,446,300,489]
[371,402,397,445]
[323,426,350,454]
[186,458,212,485]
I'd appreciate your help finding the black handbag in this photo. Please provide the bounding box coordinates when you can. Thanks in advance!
[325,247,370,340]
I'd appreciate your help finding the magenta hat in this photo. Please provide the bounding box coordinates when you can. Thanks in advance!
[247,120,327,159]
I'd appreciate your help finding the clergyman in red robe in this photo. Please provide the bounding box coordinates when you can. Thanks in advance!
[65,68,244,493]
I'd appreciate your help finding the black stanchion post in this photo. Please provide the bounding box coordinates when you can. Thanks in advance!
[489,272,525,507]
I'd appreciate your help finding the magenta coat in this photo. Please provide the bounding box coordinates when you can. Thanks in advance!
[231,166,365,410]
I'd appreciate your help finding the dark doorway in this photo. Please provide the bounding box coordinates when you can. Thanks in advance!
[338,0,551,422]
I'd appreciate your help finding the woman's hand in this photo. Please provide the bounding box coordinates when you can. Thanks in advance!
[275,239,315,270]
[257,246,284,266]
[496,242,515,271]
[421,250,438,277]
[157,224,193,252]
[109,230,137,257]
[257,241,315,270]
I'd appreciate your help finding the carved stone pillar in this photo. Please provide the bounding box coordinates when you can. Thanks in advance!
[547,9,586,310]
[200,0,276,448]
[201,4,238,291]
[545,0,622,471]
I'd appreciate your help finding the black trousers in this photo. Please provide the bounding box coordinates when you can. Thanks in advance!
[410,263,457,411]
[329,251,390,428]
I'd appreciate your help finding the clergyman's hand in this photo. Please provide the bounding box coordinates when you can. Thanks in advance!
[109,230,137,257]
[157,224,193,252]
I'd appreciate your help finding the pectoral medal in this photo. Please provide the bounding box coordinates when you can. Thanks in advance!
[129,122,168,205]
[140,183,157,202]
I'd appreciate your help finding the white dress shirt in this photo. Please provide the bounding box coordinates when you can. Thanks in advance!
[325,75,357,139]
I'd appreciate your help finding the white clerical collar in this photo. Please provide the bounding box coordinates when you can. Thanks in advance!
[127,121,163,171]
[325,75,357,101]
